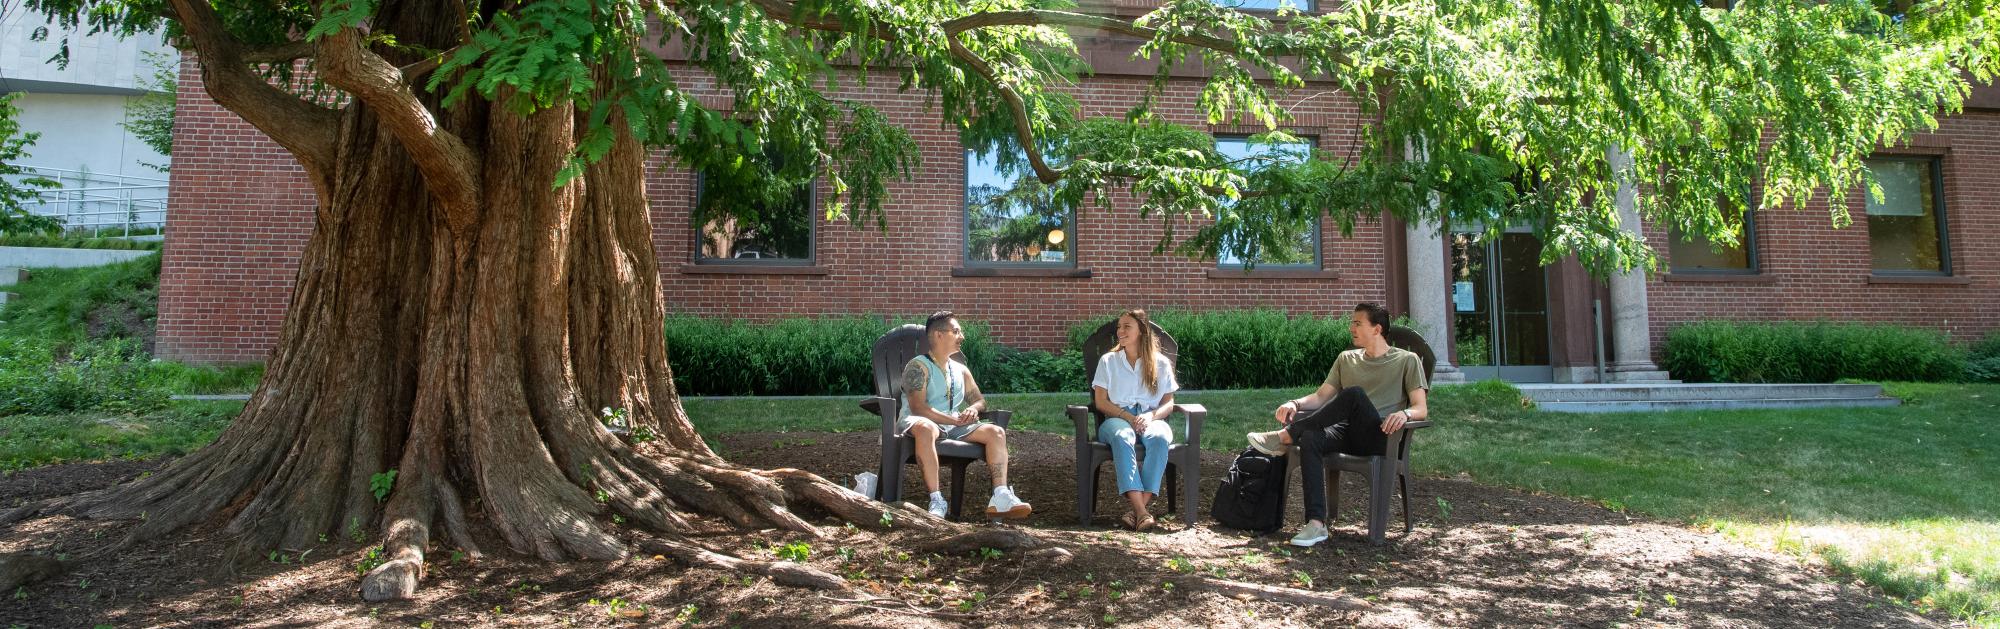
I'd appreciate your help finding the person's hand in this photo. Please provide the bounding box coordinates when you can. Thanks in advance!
[956,408,980,426]
[1382,410,1409,434]
[1132,412,1153,433]
[1275,401,1298,425]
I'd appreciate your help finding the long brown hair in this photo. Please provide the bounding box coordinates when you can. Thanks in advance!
[1121,309,1161,392]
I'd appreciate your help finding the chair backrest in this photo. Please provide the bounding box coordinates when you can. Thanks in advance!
[1079,316,1179,398]
[1381,325,1437,384]
[870,324,968,400]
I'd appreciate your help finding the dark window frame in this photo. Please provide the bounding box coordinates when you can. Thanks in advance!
[1667,189,1761,275]
[961,147,1079,269]
[690,170,819,267]
[1213,133,1323,270]
[1864,154,1952,277]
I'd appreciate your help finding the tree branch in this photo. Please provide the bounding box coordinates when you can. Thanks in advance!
[944,34,1063,184]
[316,28,483,226]
[165,0,338,193]
[242,40,318,65]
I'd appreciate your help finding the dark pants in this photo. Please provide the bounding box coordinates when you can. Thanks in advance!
[1286,387,1387,522]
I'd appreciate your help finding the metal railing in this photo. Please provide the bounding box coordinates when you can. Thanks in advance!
[5,166,169,238]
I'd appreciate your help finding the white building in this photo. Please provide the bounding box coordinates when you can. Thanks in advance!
[1,11,173,233]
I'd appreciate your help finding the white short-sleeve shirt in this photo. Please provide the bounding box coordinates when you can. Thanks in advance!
[1092,349,1179,409]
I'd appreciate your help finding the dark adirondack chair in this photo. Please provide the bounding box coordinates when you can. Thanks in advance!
[1310,326,1437,544]
[859,324,1012,521]
[1064,319,1207,527]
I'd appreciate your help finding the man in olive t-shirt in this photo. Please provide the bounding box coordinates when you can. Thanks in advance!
[1245,303,1430,547]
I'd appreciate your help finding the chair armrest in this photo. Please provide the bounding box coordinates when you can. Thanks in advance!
[866,396,902,437]
[1173,403,1207,452]
[1065,405,1094,442]
[981,409,1012,429]
[1385,419,1431,461]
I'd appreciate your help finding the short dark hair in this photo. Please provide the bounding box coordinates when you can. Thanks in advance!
[924,311,957,335]
[1353,302,1392,332]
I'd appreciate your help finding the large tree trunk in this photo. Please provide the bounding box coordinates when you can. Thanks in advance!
[0,0,1029,602]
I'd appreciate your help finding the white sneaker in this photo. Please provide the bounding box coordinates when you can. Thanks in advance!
[985,486,1032,520]
[1290,520,1330,547]
[927,493,950,519]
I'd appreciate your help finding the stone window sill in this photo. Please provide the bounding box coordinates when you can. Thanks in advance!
[1206,268,1341,280]
[1661,273,1776,283]
[951,267,1093,278]
[1867,274,1970,285]
[678,264,830,276]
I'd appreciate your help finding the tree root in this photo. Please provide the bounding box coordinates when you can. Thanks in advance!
[636,535,848,591]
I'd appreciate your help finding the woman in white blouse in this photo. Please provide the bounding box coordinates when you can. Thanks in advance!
[1091,309,1179,530]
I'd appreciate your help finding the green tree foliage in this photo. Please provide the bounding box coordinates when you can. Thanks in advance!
[19,0,1996,270]
[0,93,61,236]
[121,49,178,171]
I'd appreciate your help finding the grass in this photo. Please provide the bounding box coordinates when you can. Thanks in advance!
[0,233,162,250]
[0,400,241,471]
[1,253,161,344]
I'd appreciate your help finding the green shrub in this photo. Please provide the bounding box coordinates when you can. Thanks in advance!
[662,314,889,396]
[979,346,1087,394]
[1066,309,1355,390]
[1662,321,1965,383]
[1967,331,2000,384]
[0,338,173,416]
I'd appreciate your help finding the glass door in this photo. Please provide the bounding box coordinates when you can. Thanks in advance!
[1449,229,1553,382]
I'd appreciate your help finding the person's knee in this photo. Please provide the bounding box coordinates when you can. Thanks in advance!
[908,419,939,439]
[978,423,1006,441]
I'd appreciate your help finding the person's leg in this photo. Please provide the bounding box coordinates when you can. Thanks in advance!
[1283,387,1376,441]
[908,419,943,492]
[962,423,1010,488]
[1296,427,1332,524]
[1100,418,1145,501]
[1137,419,1174,498]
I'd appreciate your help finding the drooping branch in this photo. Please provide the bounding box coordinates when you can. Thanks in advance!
[165,0,339,196]
[944,34,1062,184]
[316,28,483,229]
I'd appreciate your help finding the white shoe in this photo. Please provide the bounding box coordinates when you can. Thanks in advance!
[1290,520,1330,547]
[985,486,1032,520]
[927,493,950,519]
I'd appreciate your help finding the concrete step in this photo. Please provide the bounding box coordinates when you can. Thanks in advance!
[0,292,15,306]
[1538,397,1902,413]
[0,267,25,287]
[1516,383,1885,403]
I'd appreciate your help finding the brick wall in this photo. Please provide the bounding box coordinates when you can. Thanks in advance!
[1645,114,1999,349]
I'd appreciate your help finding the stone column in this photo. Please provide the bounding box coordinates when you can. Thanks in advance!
[1406,219,1463,383]
[1604,147,1674,383]
[1403,137,1463,382]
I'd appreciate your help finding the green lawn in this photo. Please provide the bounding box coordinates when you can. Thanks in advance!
[2,383,1992,626]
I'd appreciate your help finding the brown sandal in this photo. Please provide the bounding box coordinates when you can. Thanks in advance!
[1135,513,1156,532]
[1119,510,1140,530]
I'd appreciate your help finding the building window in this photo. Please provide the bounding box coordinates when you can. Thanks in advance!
[692,159,815,265]
[1214,0,1315,10]
[1865,156,1949,274]
[965,147,1074,266]
[1668,197,1757,273]
[1215,135,1319,268]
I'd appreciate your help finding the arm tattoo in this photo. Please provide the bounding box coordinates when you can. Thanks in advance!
[900,360,927,396]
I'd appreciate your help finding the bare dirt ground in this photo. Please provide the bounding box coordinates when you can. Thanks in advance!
[0,431,1934,628]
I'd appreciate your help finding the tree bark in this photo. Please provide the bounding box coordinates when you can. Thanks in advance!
[0,0,1033,602]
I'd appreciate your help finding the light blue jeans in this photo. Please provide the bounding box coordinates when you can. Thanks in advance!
[1100,403,1175,496]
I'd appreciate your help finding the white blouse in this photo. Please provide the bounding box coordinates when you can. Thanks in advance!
[1091,349,1179,409]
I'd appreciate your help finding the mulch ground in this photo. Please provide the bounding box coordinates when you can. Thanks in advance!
[0,430,1936,628]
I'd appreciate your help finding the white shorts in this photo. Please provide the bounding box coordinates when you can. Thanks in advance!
[898,415,982,441]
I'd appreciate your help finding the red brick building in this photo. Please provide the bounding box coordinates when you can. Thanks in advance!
[155,10,1999,383]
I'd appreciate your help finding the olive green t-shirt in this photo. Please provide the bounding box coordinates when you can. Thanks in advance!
[1322,347,1428,418]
